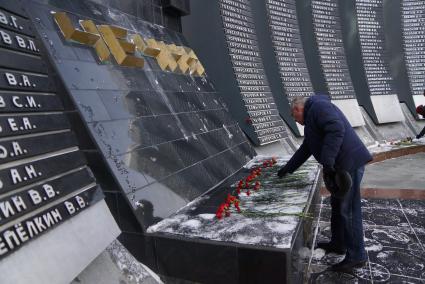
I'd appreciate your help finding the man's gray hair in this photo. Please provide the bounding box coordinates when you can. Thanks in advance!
[290,96,307,109]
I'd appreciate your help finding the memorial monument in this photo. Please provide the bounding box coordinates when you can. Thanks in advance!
[0,0,424,283]
[0,1,119,283]
[181,0,289,144]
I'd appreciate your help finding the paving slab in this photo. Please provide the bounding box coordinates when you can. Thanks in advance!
[362,153,425,190]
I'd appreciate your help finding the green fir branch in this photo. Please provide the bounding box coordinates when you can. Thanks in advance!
[240,210,313,219]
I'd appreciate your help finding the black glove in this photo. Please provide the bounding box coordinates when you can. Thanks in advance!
[277,165,290,178]
[323,165,352,199]
[334,170,352,198]
[323,165,335,177]
[417,134,422,139]
[323,165,337,195]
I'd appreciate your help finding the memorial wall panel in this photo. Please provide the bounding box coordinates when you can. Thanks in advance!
[26,0,255,229]
[219,0,287,145]
[311,0,355,100]
[307,0,365,126]
[355,0,395,97]
[182,1,287,144]
[0,1,104,260]
[245,0,311,135]
[265,0,314,100]
[355,0,404,123]
[401,0,425,98]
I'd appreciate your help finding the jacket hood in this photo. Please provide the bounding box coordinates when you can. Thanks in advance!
[304,94,331,121]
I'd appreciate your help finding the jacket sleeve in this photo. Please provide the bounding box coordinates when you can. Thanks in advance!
[315,102,345,167]
[285,140,311,173]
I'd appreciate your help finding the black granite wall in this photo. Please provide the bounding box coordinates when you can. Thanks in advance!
[0,0,104,260]
[86,0,188,32]
[339,0,379,123]
[26,0,255,234]
[401,0,425,101]
[249,0,306,136]
[384,0,416,116]
[182,0,289,145]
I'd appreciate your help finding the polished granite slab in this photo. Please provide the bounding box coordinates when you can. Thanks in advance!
[307,197,425,283]
[26,0,256,232]
[147,156,321,283]
[148,156,319,248]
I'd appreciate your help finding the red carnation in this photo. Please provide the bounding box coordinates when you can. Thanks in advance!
[235,202,241,212]
[226,194,237,204]
[254,181,260,191]
[216,203,225,219]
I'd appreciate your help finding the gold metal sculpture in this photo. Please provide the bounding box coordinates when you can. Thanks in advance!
[130,34,161,57]
[53,11,205,76]
[97,25,144,67]
[157,41,178,72]
[168,44,189,74]
[79,20,111,62]
[53,12,99,45]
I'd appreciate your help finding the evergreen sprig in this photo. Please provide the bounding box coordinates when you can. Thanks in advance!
[240,210,313,219]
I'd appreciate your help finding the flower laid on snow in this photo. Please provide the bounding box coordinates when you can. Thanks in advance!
[226,193,237,204]
[215,202,229,219]
[213,157,315,220]
[226,194,241,212]
[215,158,277,219]
[262,158,277,168]
[216,194,241,219]
[253,181,261,191]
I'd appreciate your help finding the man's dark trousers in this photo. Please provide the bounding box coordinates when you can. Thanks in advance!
[330,165,366,262]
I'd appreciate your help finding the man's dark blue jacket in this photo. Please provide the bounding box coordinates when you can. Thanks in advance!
[285,95,372,173]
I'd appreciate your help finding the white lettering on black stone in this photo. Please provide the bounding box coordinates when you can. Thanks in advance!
[10,164,40,185]
[5,73,16,85]
[28,189,42,205]
[12,96,38,108]
[0,11,20,29]
[8,117,36,131]
[0,208,62,255]
[0,196,26,220]
[15,35,38,51]
[65,201,75,214]
[0,141,25,159]
[22,75,31,87]
[76,196,86,209]
[27,184,57,206]
[0,28,37,51]
[65,195,87,214]
[259,133,283,144]
[0,30,12,44]
[4,73,36,88]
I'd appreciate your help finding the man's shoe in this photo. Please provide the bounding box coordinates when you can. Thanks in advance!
[316,242,346,254]
[330,259,367,273]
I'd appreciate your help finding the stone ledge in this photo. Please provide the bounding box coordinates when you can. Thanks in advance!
[320,187,425,199]
[371,145,425,164]
[146,156,321,283]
